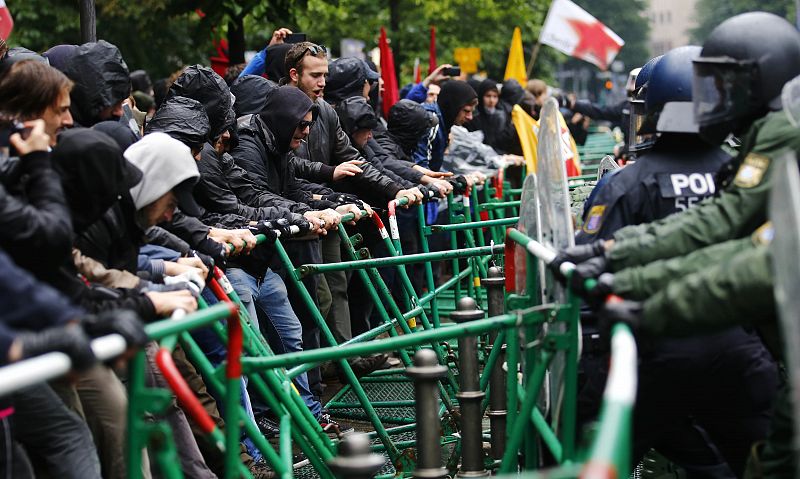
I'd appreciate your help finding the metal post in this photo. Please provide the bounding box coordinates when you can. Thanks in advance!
[79,0,97,43]
[449,298,488,477]
[482,267,507,460]
[327,432,386,479]
[407,349,448,479]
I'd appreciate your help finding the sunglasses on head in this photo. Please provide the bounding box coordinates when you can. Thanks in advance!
[303,44,327,57]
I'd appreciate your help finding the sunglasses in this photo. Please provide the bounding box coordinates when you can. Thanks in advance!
[297,120,315,130]
[303,44,327,57]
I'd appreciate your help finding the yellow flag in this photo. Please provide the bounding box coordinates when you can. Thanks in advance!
[504,27,527,86]
[511,105,538,171]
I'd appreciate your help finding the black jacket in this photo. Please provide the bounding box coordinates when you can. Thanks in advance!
[196,143,306,223]
[576,134,731,243]
[166,65,235,140]
[467,79,520,154]
[295,99,402,199]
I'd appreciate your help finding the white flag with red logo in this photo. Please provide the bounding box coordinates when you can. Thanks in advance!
[539,0,624,70]
[0,1,13,41]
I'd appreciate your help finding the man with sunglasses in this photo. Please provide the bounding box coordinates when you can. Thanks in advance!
[283,42,421,376]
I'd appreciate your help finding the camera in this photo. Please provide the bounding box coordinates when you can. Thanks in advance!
[443,66,461,77]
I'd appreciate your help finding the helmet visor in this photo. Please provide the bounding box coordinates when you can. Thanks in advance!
[628,99,657,152]
[693,58,757,127]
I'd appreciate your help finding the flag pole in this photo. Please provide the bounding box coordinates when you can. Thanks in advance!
[526,41,541,78]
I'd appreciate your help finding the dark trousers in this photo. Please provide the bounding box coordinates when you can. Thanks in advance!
[8,384,101,479]
[579,327,779,477]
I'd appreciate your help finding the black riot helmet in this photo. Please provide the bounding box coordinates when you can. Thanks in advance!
[627,55,662,153]
[643,46,701,135]
[693,12,800,143]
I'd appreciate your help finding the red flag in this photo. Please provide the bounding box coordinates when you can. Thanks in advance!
[413,58,421,83]
[428,26,437,74]
[0,1,14,41]
[379,27,399,119]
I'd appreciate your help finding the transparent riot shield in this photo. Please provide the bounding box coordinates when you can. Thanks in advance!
[782,74,800,128]
[597,155,621,181]
[535,98,577,417]
[768,151,800,465]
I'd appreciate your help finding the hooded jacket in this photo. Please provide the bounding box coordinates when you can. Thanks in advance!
[500,79,525,106]
[374,100,434,183]
[145,96,210,147]
[466,79,520,154]
[437,80,477,137]
[264,44,291,82]
[126,133,199,212]
[166,65,235,140]
[63,40,131,127]
[295,95,403,200]
[335,97,416,192]
[231,75,278,118]
[49,129,157,319]
[233,87,322,214]
[324,58,376,105]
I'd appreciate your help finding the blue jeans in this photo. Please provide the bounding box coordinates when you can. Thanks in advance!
[225,268,322,418]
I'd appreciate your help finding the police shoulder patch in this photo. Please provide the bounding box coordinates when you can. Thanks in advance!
[733,153,770,188]
[751,221,774,246]
[582,205,606,234]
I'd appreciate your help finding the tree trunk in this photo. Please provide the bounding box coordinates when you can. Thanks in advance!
[227,15,246,65]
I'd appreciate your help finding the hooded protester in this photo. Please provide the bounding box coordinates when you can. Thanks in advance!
[500,78,525,107]
[264,43,291,82]
[166,65,235,141]
[466,78,520,154]
[324,57,379,105]
[145,96,210,156]
[93,120,139,150]
[437,80,477,138]
[62,41,131,127]
[230,75,278,118]
[41,44,78,72]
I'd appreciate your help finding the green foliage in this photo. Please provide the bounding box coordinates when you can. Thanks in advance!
[690,0,796,43]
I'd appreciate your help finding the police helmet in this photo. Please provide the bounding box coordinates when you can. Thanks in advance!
[628,55,663,153]
[693,12,800,143]
[642,46,701,135]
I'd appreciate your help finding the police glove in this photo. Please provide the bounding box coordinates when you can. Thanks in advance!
[16,324,96,371]
[598,299,642,337]
[569,257,614,306]
[196,237,227,270]
[551,240,606,280]
[82,310,149,348]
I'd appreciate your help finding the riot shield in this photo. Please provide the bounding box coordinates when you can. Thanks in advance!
[597,155,621,181]
[515,173,540,295]
[768,151,800,463]
[536,97,576,417]
[782,74,800,128]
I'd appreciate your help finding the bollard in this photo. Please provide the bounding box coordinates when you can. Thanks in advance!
[407,349,449,479]
[450,297,489,477]
[482,266,507,460]
[327,432,386,479]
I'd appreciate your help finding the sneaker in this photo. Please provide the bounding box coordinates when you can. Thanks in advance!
[249,459,276,479]
[255,414,280,439]
[318,412,355,438]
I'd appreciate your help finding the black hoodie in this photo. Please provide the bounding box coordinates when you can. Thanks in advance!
[437,80,477,136]
[260,86,315,154]
[466,79,520,154]
[231,75,278,118]
[387,99,433,155]
[63,41,131,127]
[166,65,235,140]
[145,96,211,148]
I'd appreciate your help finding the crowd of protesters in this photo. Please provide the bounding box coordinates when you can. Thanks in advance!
[0,25,546,478]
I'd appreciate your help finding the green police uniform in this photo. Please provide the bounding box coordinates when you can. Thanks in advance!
[608,110,800,271]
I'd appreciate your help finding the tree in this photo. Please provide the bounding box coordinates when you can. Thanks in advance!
[690,0,796,43]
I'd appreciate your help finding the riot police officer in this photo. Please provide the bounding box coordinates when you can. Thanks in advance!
[575,45,780,477]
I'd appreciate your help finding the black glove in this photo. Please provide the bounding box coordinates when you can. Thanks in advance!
[289,214,313,232]
[248,222,278,244]
[569,257,614,306]
[322,193,365,209]
[16,325,96,371]
[189,250,215,274]
[82,310,149,348]
[451,175,469,194]
[598,299,642,337]
[196,237,227,270]
[418,185,438,201]
[551,240,606,280]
